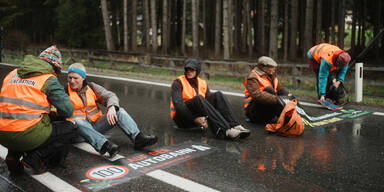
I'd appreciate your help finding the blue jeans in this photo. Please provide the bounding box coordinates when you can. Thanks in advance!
[74,108,140,151]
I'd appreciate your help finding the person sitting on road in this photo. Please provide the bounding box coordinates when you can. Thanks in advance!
[170,59,250,140]
[244,56,292,124]
[307,43,351,104]
[66,63,158,158]
[0,45,77,174]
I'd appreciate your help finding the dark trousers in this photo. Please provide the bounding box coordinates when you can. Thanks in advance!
[174,91,240,137]
[7,121,77,167]
[246,87,289,124]
[315,70,346,101]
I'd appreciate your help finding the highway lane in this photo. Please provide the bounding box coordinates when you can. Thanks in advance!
[1,64,384,192]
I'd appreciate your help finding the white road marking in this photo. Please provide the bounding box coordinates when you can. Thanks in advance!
[0,145,81,192]
[146,169,220,192]
[373,112,384,116]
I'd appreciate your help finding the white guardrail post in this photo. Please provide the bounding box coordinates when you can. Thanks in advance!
[355,62,363,102]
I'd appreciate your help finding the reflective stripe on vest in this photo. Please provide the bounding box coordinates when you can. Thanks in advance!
[67,83,103,122]
[0,69,53,131]
[310,43,342,72]
[243,69,278,109]
[170,75,207,119]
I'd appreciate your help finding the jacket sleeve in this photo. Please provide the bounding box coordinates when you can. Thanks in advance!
[246,72,279,105]
[88,82,119,108]
[171,79,197,121]
[318,59,331,97]
[337,65,348,83]
[45,76,74,118]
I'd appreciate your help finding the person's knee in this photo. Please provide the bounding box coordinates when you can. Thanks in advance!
[277,88,289,96]
[264,86,276,94]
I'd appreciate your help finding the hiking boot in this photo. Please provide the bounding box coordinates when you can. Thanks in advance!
[21,152,47,175]
[233,125,251,139]
[225,128,242,140]
[134,132,158,149]
[100,141,119,158]
[5,156,24,175]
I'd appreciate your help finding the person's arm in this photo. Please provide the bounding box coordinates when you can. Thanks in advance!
[318,58,331,98]
[45,76,74,118]
[88,82,119,108]
[337,65,349,83]
[171,79,196,122]
[246,72,278,105]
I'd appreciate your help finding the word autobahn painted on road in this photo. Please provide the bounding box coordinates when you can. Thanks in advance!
[78,142,215,191]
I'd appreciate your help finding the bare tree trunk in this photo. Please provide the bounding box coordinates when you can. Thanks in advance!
[331,0,336,45]
[123,0,129,52]
[162,0,168,53]
[337,0,345,49]
[192,0,199,57]
[215,0,222,57]
[304,0,314,56]
[223,0,230,59]
[228,0,233,56]
[144,0,150,50]
[289,0,298,60]
[256,0,265,56]
[315,0,322,43]
[241,0,247,53]
[351,0,357,55]
[268,0,278,59]
[151,0,158,52]
[131,0,137,51]
[361,0,366,47]
[181,0,187,55]
[203,0,207,52]
[234,0,241,54]
[245,0,252,58]
[283,0,289,61]
[101,0,115,51]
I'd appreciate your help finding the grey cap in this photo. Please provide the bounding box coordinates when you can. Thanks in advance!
[257,56,277,67]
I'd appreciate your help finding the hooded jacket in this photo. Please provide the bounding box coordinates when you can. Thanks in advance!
[171,59,211,121]
[0,55,74,151]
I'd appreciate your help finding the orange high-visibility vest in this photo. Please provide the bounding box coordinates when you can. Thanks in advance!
[310,43,343,72]
[170,75,207,119]
[243,69,278,109]
[67,83,102,122]
[0,69,54,132]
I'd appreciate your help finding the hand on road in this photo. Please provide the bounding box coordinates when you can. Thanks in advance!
[194,116,208,130]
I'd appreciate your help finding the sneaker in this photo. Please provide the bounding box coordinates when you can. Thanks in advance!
[233,125,251,139]
[21,152,47,174]
[5,156,24,175]
[134,132,158,149]
[100,141,119,158]
[225,128,242,140]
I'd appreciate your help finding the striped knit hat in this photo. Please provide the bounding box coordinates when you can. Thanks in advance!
[39,45,63,71]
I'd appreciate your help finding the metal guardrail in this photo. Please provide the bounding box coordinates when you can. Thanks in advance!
[3,48,384,90]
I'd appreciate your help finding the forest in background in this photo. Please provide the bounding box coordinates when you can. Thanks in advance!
[0,0,383,64]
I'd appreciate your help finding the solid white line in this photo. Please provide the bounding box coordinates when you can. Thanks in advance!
[146,169,220,192]
[373,112,384,116]
[0,145,81,192]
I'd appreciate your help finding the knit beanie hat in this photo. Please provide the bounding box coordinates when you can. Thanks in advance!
[335,52,351,67]
[39,45,63,71]
[184,59,201,77]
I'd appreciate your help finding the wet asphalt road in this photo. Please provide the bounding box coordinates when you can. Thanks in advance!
[0,64,384,192]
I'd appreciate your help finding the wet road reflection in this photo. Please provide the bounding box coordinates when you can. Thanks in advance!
[1,65,383,191]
